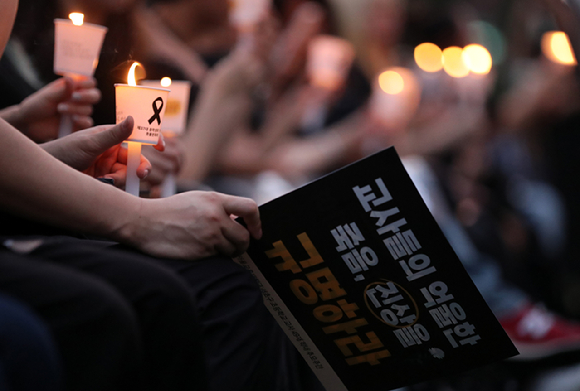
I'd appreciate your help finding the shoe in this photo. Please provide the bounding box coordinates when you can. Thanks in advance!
[499,303,580,360]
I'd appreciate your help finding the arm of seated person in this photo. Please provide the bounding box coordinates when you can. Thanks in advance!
[0,116,261,260]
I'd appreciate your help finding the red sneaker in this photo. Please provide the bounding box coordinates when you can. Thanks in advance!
[499,304,580,360]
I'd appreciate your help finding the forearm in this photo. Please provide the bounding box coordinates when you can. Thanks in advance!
[0,105,25,129]
[0,118,139,240]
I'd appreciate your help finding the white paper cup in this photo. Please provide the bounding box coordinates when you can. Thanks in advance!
[307,35,355,91]
[54,19,107,77]
[115,84,170,145]
[140,80,191,135]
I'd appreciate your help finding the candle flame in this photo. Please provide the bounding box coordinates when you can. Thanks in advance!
[161,77,172,88]
[415,43,443,73]
[128,62,142,86]
[542,31,577,65]
[443,46,469,78]
[462,44,492,75]
[69,12,84,26]
[379,70,405,95]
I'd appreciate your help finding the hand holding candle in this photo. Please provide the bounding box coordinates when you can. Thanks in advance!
[116,63,170,196]
[54,13,107,138]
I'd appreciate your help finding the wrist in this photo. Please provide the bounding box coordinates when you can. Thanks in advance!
[108,196,148,247]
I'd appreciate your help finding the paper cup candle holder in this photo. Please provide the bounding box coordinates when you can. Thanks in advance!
[54,13,107,137]
[370,67,421,134]
[116,63,170,197]
[140,77,191,197]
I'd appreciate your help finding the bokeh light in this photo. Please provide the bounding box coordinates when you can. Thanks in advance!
[443,46,469,78]
[378,70,405,95]
[462,44,492,74]
[467,20,505,65]
[414,43,443,73]
[542,31,577,65]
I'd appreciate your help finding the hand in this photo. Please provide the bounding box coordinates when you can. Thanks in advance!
[142,134,184,186]
[203,45,265,100]
[41,117,154,188]
[8,77,101,142]
[126,191,262,260]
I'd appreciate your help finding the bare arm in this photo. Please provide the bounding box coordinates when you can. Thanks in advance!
[0,117,261,260]
[0,117,137,237]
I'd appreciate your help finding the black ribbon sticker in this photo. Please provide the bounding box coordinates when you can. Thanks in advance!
[148,97,164,125]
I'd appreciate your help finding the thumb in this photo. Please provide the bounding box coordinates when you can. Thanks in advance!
[89,117,135,154]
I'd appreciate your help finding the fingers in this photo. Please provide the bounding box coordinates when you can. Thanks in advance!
[70,88,102,105]
[154,133,166,151]
[56,77,100,131]
[72,115,94,130]
[57,103,93,116]
[136,155,152,180]
[72,77,97,90]
[221,194,262,240]
[103,163,127,188]
[219,217,252,256]
[90,117,134,155]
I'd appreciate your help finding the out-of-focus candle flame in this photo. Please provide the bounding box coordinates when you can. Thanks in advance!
[415,43,443,73]
[69,12,84,26]
[128,62,141,86]
[161,77,172,88]
[462,44,493,75]
[443,46,469,78]
[379,70,405,95]
[542,31,577,65]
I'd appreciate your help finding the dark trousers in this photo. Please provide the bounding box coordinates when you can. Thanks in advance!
[0,293,62,391]
[1,228,323,391]
[0,236,207,391]
[157,256,324,391]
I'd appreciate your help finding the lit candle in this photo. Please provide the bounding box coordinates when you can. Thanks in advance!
[140,77,191,197]
[442,46,470,78]
[541,31,577,65]
[54,13,108,138]
[115,63,170,197]
[370,67,421,133]
[456,44,493,104]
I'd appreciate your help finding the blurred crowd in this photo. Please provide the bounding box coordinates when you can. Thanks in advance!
[3,0,580,389]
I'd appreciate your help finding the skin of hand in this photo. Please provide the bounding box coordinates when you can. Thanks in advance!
[121,191,262,259]
[0,77,101,142]
[141,134,185,186]
[41,116,155,188]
